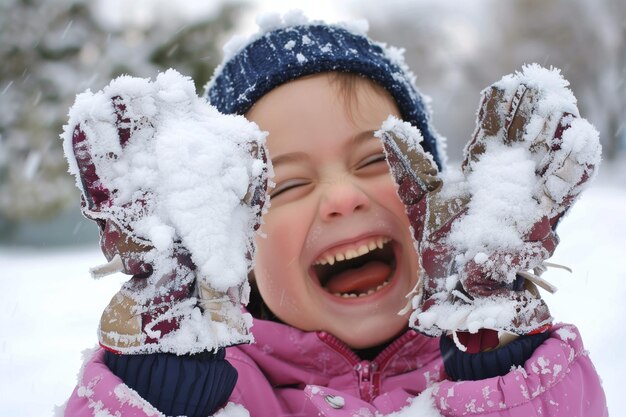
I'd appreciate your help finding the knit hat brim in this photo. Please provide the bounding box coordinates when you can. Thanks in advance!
[206,21,445,169]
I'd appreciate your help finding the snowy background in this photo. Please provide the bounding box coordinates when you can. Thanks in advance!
[1,0,625,416]
[1,159,624,417]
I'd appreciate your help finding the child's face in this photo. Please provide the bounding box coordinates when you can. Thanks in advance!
[246,73,419,349]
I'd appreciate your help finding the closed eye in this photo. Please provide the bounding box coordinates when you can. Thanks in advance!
[270,179,311,199]
[355,153,386,170]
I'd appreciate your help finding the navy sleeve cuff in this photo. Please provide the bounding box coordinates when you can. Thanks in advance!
[104,349,237,417]
[440,331,550,381]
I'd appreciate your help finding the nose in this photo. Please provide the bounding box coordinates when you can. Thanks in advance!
[319,180,370,221]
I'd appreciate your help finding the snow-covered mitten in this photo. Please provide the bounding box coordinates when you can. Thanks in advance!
[62,69,269,355]
[378,64,600,346]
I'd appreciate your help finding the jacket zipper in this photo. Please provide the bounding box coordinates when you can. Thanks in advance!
[317,330,418,402]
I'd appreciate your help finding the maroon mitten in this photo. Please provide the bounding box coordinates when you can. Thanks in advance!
[378,64,600,343]
[63,69,269,354]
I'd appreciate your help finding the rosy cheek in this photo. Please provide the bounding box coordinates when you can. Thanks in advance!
[256,213,298,276]
[372,176,407,214]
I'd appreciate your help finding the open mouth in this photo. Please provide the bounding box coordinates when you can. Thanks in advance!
[310,236,397,298]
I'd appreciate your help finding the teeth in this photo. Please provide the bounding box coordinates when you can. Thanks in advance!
[314,237,391,265]
[331,278,391,299]
[337,293,358,298]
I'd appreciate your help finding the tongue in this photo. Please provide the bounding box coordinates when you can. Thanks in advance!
[325,261,392,294]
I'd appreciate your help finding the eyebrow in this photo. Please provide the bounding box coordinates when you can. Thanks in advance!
[271,152,309,169]
[350,130,378,146]
[271,130,380,168]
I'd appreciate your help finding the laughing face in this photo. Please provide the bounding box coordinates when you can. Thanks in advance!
[246,73,420,349]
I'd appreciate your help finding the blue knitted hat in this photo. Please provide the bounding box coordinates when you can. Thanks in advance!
[205,15,445,169]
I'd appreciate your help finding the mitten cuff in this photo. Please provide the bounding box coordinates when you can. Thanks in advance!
[440,331,550,381]
[105,348,237,417]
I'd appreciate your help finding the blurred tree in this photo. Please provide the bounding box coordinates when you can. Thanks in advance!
[357,0,625,161]
[359,1,498,161]
[0,0,245,240]
[485,0,626,160]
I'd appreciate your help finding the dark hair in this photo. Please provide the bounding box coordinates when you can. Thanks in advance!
[328,71,400,122]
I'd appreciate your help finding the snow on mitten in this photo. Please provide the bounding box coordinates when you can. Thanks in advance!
[378,64,600,348]
[62,69,269,355]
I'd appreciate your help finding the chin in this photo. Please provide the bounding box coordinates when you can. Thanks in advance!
[330,314,410,349]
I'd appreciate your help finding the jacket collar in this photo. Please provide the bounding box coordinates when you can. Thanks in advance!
[236,316,441,387]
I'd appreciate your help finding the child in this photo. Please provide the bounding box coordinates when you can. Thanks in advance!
[62,12,608,417]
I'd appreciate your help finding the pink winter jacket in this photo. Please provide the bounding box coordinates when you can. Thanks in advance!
[63,320,608,417]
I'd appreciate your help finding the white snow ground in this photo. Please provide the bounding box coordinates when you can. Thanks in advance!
[1,160,624,417]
